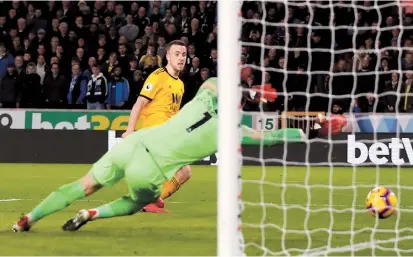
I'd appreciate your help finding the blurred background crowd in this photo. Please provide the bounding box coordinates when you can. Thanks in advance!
[0,1,412,113]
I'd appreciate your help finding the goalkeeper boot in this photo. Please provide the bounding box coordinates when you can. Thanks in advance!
[12,216,32,232]
[142,198,169,214]
[62,209,91,231]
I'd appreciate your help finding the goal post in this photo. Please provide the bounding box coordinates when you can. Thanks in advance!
[217,1,243,256]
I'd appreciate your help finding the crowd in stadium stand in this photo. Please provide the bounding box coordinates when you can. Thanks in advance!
[0,1,412,113]
[241,1,413,114]
[0,1,217,110]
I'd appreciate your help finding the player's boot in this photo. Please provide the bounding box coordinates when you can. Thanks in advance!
[62,209,91,231]
[12,216,32,232]
[142,198,169,213]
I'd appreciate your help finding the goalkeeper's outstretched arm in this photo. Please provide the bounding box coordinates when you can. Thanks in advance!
[240,125,328,146]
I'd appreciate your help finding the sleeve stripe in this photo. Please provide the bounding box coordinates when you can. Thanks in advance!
[139,94,152,101]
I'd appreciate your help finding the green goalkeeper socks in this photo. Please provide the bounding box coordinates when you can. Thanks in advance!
[242,128,305,146]
[92,196,141,219]
[28,181,86,222]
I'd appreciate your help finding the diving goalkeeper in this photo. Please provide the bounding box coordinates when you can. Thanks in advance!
[12,77,343,232]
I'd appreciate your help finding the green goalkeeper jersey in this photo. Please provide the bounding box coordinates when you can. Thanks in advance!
[141,77,304,180]
[142,78,219,180]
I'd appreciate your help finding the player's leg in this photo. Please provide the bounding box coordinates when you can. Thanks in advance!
[12,146,128,232]
[142,165,191,213]
[12,172,101,232]
[62,144,163,231]
[161,165,191,199]
[61,195,144,231]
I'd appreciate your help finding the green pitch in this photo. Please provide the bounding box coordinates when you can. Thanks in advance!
[1,164,413,256]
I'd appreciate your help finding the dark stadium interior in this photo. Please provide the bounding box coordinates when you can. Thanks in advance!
[0,1,411,113]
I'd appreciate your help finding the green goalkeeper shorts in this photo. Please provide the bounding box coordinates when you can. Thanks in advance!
[89,131,166,202]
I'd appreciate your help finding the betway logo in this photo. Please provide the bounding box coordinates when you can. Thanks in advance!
[347,135,413,165]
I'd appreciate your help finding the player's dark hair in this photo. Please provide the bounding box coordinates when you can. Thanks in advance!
[166,40,186,52]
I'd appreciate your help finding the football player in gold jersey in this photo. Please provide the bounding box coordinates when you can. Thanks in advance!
[122,40,189,213]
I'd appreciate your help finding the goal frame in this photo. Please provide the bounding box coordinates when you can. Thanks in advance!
[217,0,243,256]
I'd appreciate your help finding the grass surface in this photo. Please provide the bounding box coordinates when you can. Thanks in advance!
[1,164,413,256]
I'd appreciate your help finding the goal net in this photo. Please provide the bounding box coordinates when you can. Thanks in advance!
[218,0,413,256]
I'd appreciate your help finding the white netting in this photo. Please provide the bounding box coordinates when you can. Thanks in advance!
[238,0,413,256]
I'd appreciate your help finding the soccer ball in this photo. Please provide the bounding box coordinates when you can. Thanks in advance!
[366,187,397,219]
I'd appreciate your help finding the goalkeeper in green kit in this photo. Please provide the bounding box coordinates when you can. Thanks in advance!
[13,77,342,232]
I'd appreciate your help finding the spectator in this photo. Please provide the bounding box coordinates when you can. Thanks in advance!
[35,55,47,85]
[139,45,162,69]
[332,58,354,111]
[106,66,129,110]
[14,55,25,77]
[23,52,32,66]
[97,35,107,53]
[113,4,126,28]
[117,44,131,73]
[164,22,179,42]
[200,68,210,82]
[157,37,167,60]
[203,33,217,60]
[0,44,14,78]
[96,48,107,66]
[37,44,47,59]
[19,62,42,108]
[36,29,47,46]
[182,57,202,107]
[43,63,67,109]
[162,9,175,24]
[186,44,197,68]
[357,58,376,95]
[10,37,23,57]
[75,48,88,72]
[152,22,160,36]
[0,64,18,108]
[384,72,403,112]
[180,7,190,37]
[33,9,48,31]
[67,64,87,109]
[74,16,87,39]
[101,52,119,78]
[188,57,201,80]
[86,64,107,110]
[360,92,385,113]
[402,52,413,70]
[241,74,260,111]
[83,57,97,81]
[205,48,218,77]
[288,65,309,111]
[106,26,119,54]
[142,56,160,78]
[127,70,144,108]
[189,18,204,51]
[128,58,138,79]
[136,7,150,38]
[149,6,162,24]
[119,14,139,43]
[402,71,413,112]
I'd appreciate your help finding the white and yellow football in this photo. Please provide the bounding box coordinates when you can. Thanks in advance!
[366,187,397,219]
